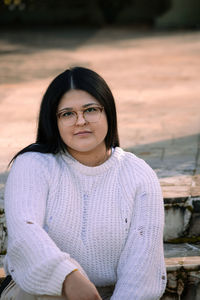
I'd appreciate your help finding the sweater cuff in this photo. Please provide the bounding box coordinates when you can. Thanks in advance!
[47,259,78,296]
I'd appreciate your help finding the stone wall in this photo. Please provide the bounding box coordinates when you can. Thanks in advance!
[163,196,200,243]
[162,257,200,300]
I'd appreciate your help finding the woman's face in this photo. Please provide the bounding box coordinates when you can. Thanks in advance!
[57,89,108,154]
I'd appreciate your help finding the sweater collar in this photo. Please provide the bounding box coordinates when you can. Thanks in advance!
[60,147,123,176]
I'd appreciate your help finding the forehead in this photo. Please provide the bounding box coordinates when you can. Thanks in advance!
[58,89,100,110]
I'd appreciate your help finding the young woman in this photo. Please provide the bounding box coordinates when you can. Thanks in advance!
[1,67,166,300]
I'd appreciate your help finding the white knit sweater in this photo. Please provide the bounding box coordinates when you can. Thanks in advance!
[4,147,166,299]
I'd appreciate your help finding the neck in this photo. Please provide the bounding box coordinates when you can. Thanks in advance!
[67,144,111,167]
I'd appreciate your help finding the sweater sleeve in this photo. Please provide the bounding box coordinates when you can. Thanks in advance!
[4,153,88,296]
[111,162,167,300]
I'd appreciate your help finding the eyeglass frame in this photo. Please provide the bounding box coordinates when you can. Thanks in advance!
[56,105,104,126]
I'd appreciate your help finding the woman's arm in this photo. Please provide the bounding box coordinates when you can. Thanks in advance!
[4,152,88,296]
[111,164,166,300]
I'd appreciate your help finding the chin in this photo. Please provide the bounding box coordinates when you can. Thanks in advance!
[73,146,97,153]
[67,143,93,152]
[68,141,105,154]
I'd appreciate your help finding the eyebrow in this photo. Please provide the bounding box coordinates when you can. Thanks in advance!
[57,102,99,113]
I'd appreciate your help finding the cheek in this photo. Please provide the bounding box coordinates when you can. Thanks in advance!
[98,115,108,138]
[58,123,71,143]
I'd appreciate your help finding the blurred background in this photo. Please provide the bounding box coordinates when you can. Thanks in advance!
[0,0,200,173]
[0,0,200,28]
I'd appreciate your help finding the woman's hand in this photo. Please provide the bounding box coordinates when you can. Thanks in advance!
[62,270,102,300]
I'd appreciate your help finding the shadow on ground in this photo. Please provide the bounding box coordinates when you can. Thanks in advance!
[1,27,199,84]
[0,26,191,52]
[126,133,200,178]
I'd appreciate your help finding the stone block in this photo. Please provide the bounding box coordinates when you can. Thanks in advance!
[164,206,191,242]
[191,175,200,197]
[193,199,200,212]
[195,164,200,175]
[164,243,200,258]
[160,175,192,199]
[161,256,200,300]
[182,284,200,300]
[162,186,191,199]
[188,213,200,237]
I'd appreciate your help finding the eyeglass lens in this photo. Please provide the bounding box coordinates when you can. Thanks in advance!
[57,106,103,125]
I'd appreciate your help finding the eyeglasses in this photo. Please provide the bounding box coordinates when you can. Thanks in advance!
[57,105,104,126]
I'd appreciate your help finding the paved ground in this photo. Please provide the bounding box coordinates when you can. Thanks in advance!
[0,26,200,196]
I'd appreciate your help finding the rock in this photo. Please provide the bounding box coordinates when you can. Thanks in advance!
[164,206,192,242]
[188,213,200,237]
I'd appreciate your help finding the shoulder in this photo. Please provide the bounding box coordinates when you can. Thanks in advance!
[8,152,59,183]
[117,148,156,177]
[116,147,159,188]
[12,151,55,169]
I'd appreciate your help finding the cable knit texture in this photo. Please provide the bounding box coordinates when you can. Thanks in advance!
[4,147,166,299]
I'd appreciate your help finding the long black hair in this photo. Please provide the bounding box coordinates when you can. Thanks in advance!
[10,66,120,165]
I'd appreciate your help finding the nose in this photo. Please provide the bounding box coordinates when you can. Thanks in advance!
[75,111,87,125]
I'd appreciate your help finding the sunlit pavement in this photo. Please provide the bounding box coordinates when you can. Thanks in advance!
[0,27,200,196]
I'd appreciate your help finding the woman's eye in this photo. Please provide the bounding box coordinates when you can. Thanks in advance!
[86,107,98,113]
[62,111,74,117]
